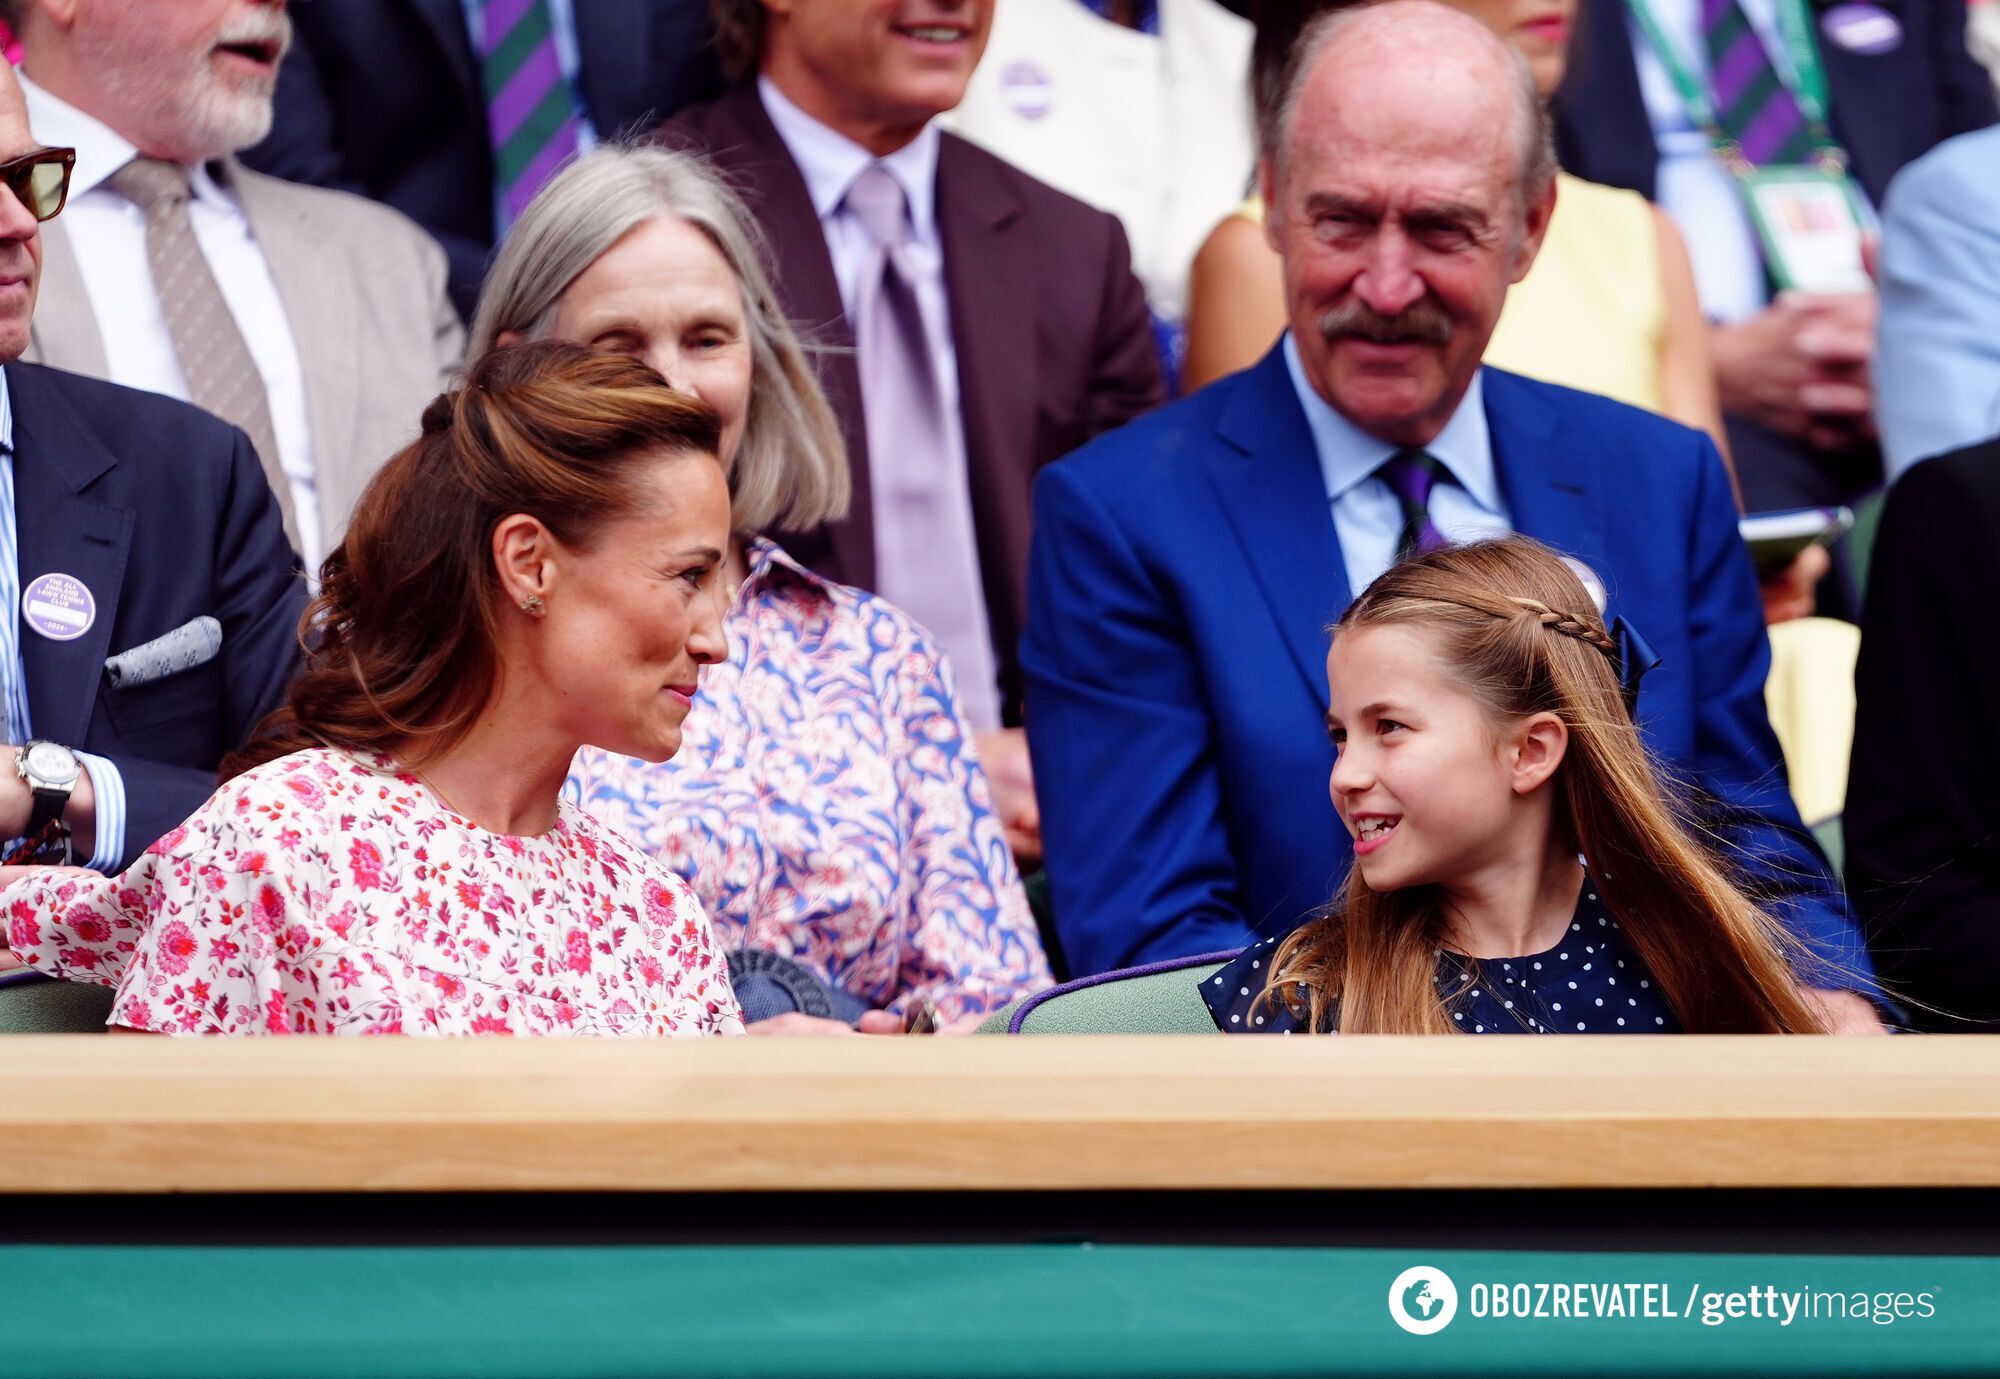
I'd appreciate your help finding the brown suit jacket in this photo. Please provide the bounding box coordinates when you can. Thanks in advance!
[664,82,1163,719]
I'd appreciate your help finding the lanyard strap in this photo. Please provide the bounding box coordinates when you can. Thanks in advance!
[1622,0,1842,165]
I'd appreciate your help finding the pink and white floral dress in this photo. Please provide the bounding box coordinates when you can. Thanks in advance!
[2,748,744,1036]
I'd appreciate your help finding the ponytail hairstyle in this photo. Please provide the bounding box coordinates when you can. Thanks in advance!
[1264,537,1827,1034]
[223,341,722,778]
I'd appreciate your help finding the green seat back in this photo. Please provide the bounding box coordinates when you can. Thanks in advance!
[0,978,115,1034]
[978,955,1230,1034]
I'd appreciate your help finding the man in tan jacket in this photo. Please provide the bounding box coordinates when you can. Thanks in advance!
[6,0,462,573]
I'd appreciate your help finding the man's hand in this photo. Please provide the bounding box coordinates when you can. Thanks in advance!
[1802,986,1892,1035]
[1760,544,1832,624]
[1711,293,1877,451]
[974,727,1042,868]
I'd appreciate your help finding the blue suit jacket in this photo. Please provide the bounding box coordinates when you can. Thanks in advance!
[1024,349,1871,991]
[9,363,306,871]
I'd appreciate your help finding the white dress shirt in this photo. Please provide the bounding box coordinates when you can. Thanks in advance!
[1627,0,1875,323]
[759,76,966,436]
[20,76,324,572]
[1282,334,1512,598]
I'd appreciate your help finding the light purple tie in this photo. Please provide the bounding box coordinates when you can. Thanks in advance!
[844,164,1001,730]
[1377,449,1451,561]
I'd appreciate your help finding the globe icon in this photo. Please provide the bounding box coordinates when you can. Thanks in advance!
[1402,1280,1439,1320]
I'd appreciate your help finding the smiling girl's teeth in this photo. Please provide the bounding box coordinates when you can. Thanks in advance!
[905,27,962,40]
[1358,818,1396,840]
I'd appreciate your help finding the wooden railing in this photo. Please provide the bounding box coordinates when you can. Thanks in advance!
[2,1036,1996,1193]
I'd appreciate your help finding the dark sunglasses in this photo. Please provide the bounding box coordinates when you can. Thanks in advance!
[0,147,77,222]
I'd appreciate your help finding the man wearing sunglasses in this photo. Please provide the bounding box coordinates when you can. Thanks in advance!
[0,58,304,879]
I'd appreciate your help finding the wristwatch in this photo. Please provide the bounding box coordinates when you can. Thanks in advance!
[14,740,80,839]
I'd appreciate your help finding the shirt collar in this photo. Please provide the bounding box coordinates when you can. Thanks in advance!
[757,74,940,244]
[740,534,835,603]
[1281,331,1501,516]
[18,72,236,210]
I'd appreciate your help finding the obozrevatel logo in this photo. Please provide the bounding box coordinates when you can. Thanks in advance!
[1389,1266,1459,1335]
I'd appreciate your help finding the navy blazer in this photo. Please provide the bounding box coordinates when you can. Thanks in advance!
[1552,0,1996,510]
[8,363,306,871]
[244,0,725,318]
[1023,348,1871,992]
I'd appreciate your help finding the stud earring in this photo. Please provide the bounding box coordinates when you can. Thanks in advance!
[520,594,546,616]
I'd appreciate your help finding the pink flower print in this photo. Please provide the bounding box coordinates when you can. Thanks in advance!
[157,920,199,976]
[349,838,387,891]
[563,928,593,976]
[71,914,112,944]
[433,972,468,1001]
[282,924,311,955]
[9,905,40,951]
[642,879,675,926]
[264,988,289,1033]
[456,882,484,912]
[469,1014,514,1034]
[149,825,189,857]
[285,776,326,810]
[58,946,102,971]
[636,953,665,987]
[253,883,285,934]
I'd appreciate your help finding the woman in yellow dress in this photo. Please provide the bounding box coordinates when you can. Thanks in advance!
[1183,0,1728,459]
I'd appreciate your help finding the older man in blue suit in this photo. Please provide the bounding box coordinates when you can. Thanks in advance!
[1023,0,1884,1028]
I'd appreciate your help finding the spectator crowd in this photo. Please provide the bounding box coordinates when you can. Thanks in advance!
[0,0,1997,1037]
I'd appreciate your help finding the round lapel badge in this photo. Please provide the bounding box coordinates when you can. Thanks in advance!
[1000,60,1054,121]
[21,572,97,642]
[1820,2,1903,54]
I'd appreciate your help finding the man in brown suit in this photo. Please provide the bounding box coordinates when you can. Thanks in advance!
[667,0,1163,863]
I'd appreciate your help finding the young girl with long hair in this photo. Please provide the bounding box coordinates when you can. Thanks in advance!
[1206,537,1833,1035]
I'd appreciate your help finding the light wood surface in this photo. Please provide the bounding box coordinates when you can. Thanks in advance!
[1,1036,1997,1193]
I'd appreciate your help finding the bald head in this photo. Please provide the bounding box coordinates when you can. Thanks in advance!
[1271,1,1554,208]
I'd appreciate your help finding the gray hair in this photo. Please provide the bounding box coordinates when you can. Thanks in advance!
[1269,3,1558,212]
[468,143,850,535]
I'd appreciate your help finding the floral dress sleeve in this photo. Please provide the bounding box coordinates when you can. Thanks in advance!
[3,780,326,1032]
[889,643,1053,1025]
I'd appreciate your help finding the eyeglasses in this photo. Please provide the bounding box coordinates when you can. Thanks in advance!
[0,147,77,222]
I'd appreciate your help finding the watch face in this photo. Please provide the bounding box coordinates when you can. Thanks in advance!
[22,742,80,788]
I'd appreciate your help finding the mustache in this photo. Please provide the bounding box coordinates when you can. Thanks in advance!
[1319,300,1453,347]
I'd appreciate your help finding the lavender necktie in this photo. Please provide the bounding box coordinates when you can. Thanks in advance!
[481,0,582,228]
[844,164,1001,730]
[1377,449,1451,561]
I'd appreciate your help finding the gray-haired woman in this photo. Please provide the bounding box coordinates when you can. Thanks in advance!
[473,145,1051,1035]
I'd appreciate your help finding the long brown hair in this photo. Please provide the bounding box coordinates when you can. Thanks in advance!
[223,341,722,778]
[1265,538,1827,1034]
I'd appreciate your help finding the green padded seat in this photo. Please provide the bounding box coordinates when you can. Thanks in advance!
[978,953,1232,1034]
[0,977,115,1033]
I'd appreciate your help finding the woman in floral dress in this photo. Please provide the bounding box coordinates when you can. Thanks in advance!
[0,343,745,1036]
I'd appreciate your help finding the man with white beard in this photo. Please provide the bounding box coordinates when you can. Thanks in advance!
[3,0,463,574]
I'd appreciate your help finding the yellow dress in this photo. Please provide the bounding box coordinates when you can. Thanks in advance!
[1239,172,1668,413]
[1485,172,1665,412]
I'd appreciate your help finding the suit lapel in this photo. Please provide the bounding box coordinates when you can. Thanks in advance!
[7,365,132,747]
[23,219,110,376]
[1484,370,1614,593]
[1205,349,1353,708]
[936,135,1033,682]
[231,161,359,555]
[573,0,649,136]
[407,0,483,122]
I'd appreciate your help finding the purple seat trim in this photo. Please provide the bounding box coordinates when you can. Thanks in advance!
[1006,950,1241,1034]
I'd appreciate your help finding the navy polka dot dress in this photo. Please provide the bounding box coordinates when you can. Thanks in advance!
[1202,881,1682,1034]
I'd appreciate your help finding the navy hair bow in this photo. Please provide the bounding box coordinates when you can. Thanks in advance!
[1609,616,1661,716]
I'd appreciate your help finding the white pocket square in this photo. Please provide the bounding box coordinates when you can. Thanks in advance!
[104,616,223,688]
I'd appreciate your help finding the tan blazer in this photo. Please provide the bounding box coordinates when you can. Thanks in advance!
[26,159,465,554]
